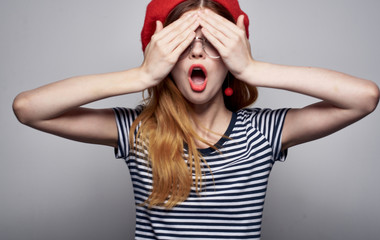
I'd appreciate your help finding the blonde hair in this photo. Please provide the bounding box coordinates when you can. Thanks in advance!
[130,0,258,208]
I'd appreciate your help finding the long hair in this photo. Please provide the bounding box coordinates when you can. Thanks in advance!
[130,0,258,209]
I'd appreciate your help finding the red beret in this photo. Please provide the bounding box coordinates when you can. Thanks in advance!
[141,0,249,52]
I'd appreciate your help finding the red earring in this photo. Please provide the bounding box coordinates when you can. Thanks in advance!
[224,87,233,96]
[224,74,233,96]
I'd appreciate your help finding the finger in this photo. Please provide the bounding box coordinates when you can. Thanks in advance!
[199,16,229,48]
[155,12,197,42]
[236,15,245,31]
[164,14,198,45]
[200,27,225,55]
[144,22,163,54]
[160,16,198,55]
[171,31,196,58]
[154,20,164,34]
[167,19,198,50]
[148,13,197,55]
[199,9,239,37]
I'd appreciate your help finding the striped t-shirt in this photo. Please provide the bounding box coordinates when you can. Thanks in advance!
[114,107,290,240]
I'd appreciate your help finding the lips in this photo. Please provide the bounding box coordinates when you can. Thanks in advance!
[188,64,208,92]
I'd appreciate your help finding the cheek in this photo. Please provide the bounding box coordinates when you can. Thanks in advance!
[213,68,228,85]
[170,66,184,88]
[171,61,191,86]
[212,62,228,79]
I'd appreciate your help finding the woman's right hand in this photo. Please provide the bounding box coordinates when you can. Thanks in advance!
[139,12,199,88]
[12,12,200,148]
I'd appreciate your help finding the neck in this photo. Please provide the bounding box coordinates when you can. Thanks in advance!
[188,95,232,148]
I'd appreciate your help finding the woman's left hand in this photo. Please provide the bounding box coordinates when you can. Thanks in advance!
[198,9,253,81]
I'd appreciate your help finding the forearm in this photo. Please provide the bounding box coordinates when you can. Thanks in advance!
[244,61,379,113]
[13,67,147,124]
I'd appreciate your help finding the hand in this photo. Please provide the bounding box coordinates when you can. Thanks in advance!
[199,9,253,81]
[140,12,199,88]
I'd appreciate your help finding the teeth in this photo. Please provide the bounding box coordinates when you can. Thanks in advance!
[194,67,202,70]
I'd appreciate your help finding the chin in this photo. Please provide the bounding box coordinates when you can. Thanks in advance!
[183,88,224,107]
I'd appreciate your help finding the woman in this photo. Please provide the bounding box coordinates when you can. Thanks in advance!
[13,0,379,239]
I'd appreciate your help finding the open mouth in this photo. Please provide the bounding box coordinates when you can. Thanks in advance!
[188,64,208,92]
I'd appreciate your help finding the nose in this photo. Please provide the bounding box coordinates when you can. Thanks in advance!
[190,40,205,59]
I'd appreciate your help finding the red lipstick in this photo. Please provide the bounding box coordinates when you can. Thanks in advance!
[188,64,208,92]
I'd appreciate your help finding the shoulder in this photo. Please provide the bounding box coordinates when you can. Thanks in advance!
[236,107,287,121]
[238,107,290,117]
[114,105,144,114]
[236,107,290,131]
[113,105,144,120]
[113,105,145,133]
[235,108,260,121]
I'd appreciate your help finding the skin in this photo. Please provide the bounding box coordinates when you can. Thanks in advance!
[197,9,380,149]
[12,8,380,152]
[171,27,228,106]
[171,25,230,145]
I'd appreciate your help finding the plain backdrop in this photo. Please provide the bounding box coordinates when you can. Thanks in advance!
[1,0,379,239]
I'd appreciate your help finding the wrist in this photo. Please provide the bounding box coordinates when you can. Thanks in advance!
[137,65,159,90]
[235,58,257,85]
[104,68,152,95]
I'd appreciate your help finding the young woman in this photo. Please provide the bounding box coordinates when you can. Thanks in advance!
[12,0,379,239]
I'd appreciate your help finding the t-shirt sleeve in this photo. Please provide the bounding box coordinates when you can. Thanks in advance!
[113,107,142,159]
[251,108,290,162]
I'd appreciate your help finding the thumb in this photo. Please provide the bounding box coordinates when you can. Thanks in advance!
[236,15,245,31]
[155,20,163,33]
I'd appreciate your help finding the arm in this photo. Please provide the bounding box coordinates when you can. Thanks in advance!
[13,69,148,147]
[244,62,380,149]
[199,10,380,149]
[13,12,199,147]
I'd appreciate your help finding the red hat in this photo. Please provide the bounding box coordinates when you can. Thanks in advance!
[141,0,249,52]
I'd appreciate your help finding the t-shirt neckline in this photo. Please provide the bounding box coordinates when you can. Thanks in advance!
[197,111,237,156]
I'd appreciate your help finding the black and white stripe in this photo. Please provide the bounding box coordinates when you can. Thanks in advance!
[114,107,289,240]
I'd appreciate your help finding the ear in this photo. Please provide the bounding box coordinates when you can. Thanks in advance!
[236,15,245,31]
[155,20,163,33]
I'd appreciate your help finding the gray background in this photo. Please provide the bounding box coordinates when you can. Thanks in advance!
[1,0,379,239]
